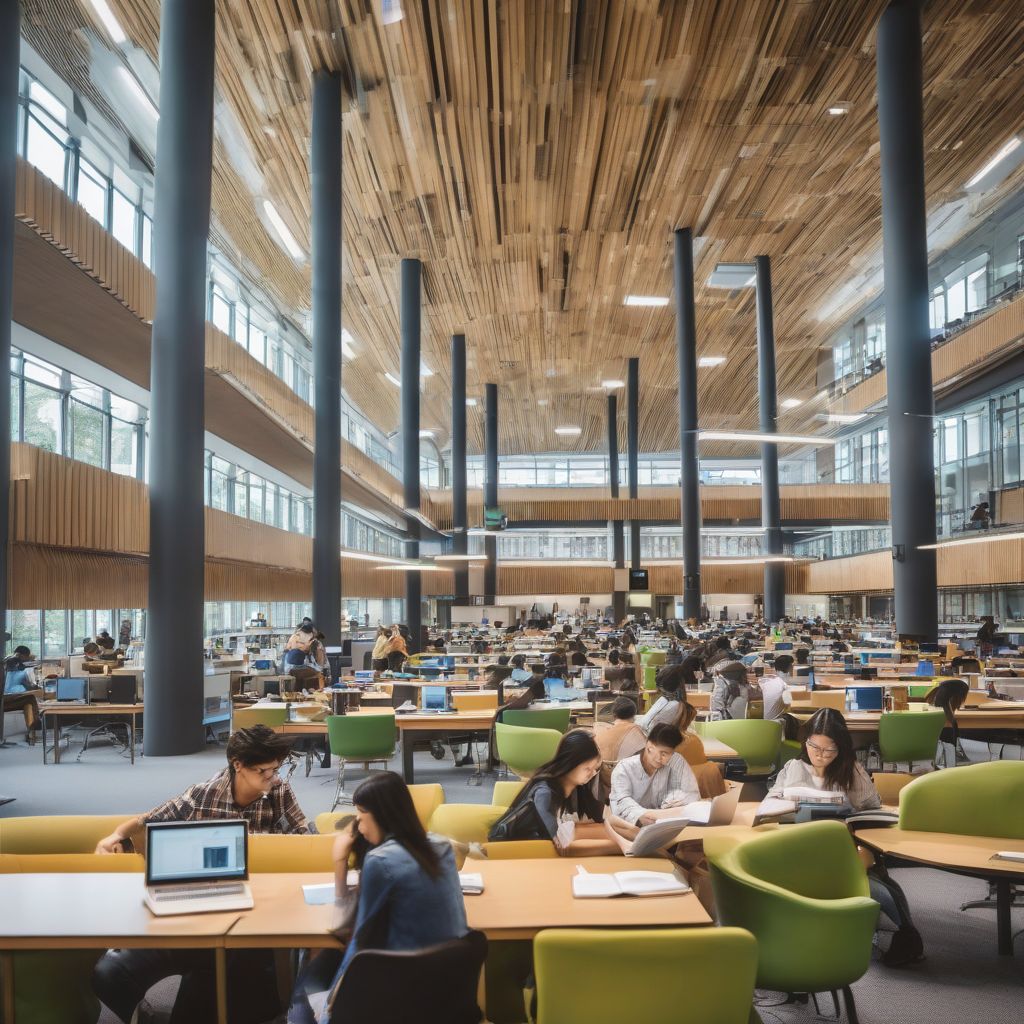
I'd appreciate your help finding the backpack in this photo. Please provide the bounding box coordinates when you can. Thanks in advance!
[745,680,764,720]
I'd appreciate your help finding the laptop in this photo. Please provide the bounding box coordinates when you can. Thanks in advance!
[544,678,576,702]
[144,820,254,916]
[421,686,449,712]
[56,677,89,703]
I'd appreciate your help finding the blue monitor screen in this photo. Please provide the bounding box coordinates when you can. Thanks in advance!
[774,642,793,651]
[849,687,884,711]
[56,677,88,702]
[544,678,575,702]
[422,686,447,711]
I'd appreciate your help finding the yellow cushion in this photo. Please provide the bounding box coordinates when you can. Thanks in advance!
[249,833,336,872]
[429,804,505,845]
[315,782,443,834]
[481,840,557,860]
[0,853,145,873]
[0,815,140,855]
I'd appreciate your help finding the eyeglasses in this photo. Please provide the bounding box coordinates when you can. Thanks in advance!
[249,762,285,779]
[806,741,838,758]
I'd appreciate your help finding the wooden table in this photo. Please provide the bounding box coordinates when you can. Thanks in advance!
[854,827,1024,955]
[38,702,144,764]
[789,707,1024,734]
[0,873,240,1023]
[700,737,738,761]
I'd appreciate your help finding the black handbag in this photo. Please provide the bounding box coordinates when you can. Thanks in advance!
[487,791,550,842]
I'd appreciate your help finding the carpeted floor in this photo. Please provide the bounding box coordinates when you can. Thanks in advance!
[2,729,1022,1024]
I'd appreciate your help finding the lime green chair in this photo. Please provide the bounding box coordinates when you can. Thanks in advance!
[492,779,526,806]
[708,820,879,1022]
[495,722,561,778]
[877,709,945,771]
[232,705,288,729]
[899,761,1024,839]
[777,738,802,770]
[428,804,505,844]
[696,719,782,778]
[502,708,571,733]
[532,927,760,1024]
[641,650,666,692]
[326,712,397,810]
[907,684,932,699]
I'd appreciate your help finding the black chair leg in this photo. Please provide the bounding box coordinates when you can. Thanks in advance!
[841,986,860,1024]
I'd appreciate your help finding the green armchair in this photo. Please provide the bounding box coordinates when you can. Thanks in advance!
[501,708,571,733]
[877,709,945,771]
[494,722,561,778]
[708,820,879,1022]
[696,719,782,778]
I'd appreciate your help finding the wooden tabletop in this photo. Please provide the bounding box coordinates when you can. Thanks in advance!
[463,856,710,939]
[788,708,1024,732]
[700,737,738,760]
[854,828,1024,876]
[224,873,340,949]
[38,703,144,717]
[0,873,239,949]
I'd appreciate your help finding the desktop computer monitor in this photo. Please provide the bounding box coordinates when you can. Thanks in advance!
[56,677,88,702]
[919,642,941,654]
[849,686,884,711]
[774,642,793,651]
[422,686,448,711]
[544,678,575,702]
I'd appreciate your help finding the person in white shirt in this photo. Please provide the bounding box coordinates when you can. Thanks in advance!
[608,723,701,828]
[759,654,796,721]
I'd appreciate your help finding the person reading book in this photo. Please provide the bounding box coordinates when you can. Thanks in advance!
[488,729,628,855]
[608,723,700,827]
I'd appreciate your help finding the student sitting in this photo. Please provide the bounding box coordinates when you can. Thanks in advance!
[637,663,693,734]
[608,723,700,828]
[759,654,795,722]
[284,622,318,668]
[288,772,468,1024]
[602,648,637,691]
[488,730,625,855]
[768,708,922,966]
[508,653,532,682]
[594,696,646,797]
[93,726,309,1024]
[709,659,754,720]
[3,647,41,743]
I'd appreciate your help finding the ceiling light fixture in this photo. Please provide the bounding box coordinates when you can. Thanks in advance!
[827,105,849,116]
[707,263,756,289]
[433,554,487,562]
[118,67,158,121]
[554,426,582,436]
[262,199,305,260]
[601,379,625,389]
[418,429,434,438]
[698,356,727,367]
[376,563,453,571]
[623,295,669,307]
[825,413,867,425]
[698,429,837,447]
[465,398,478,407]
[965,137,1022,189]
[780,398,803,410]
[339,549,409,565]
[87,0,127,44]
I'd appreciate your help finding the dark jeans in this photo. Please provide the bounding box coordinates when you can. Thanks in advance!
[93,947,281,1024]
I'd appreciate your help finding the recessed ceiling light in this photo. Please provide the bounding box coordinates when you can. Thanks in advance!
[965,137,1022,190]
[623,295,669,307]
[827,105,849,116]
[698,356,727,367]
[465,398,478,407]
[554,426,582,436]
[544,368,557,378]
[86,0,127,44]
[419,429,434,438]
[262,199,305,261]
[780,398,803,410]
[824,413,867,425]
[707,264,756,289]
[601,379,625,389]
[537,399,549,407]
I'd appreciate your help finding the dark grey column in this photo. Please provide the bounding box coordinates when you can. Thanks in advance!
[877,0,938,641]
[608,394,626,622]
[756,255,785,625]
[311,70,342,647]
[627,357,641,570]
[401,259,422,653]
[451,334,469,604]
[674,228,702,622]
[145,0,215,755]
[484,382,498,603]
[0,2,18,662]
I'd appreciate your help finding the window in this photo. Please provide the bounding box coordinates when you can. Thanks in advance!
[42,610,67,658]
[70,399,106,466]
[25,84,69,188]
[141,214,153,268]
[77,159,109,226]
[22,381,61,452]
[110,417,138,477]
[929,286,945,333]
[211,286,232,334]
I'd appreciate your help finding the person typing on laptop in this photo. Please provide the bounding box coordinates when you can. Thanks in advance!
[3,646,42,743]
[92,726,310,1024]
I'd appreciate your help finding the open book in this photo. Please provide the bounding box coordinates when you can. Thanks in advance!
[628,817,690,857]
[572,867,689,899]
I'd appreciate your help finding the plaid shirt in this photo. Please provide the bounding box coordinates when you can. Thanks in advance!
[141,767,309,834]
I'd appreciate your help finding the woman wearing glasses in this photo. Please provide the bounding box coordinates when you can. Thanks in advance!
[767,708,923,966]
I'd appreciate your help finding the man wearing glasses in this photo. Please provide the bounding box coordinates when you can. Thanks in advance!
[93,726,310,1023]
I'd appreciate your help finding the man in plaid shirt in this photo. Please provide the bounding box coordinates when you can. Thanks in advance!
[93,725,311,1023]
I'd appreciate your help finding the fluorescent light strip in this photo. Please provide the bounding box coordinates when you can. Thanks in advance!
[87,0,127,43]
[118,67,158,121]
[919,530,1024,551]
[263,200,305,260]
[433,554,488,562]
[554,426,582,436]
[965,137,1022,189]
[504,560,612,568]
[698,356,726,367]
[698,429,837,447]
[826,413,866,424]
[601,379,625,389]
[647,556,796,566]
[780,398,803,410]
[624,295,669,307]
[376,564,454,571]
[339,549,409,565]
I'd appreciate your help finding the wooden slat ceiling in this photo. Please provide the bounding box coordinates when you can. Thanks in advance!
[20,0,1024,458]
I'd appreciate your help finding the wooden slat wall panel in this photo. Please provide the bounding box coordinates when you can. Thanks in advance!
[424,484,890,528]
[801,551,894,594]
[837,290,1024,415]
[996,486,1024,526]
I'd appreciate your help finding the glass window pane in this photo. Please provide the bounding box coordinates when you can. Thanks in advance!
[29,81,66,125]
[141,214,153,268]
[110,417,137,477]
[42,610,67,658]
[71,399,106,466]
[9,610,41,658]
[26,115,67,188]
[111,190,137,251]
[211,288,232,333]
[77,160,108,225]
[23,381,61,452]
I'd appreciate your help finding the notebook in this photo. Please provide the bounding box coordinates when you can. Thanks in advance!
[572,867,689,899]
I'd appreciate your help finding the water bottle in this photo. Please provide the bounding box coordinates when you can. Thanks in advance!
[845,688,854,713]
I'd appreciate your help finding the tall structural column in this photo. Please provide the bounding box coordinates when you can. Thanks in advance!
[627,357,641,571]
[146,0,215,755]
[311,70,343,647]
[877,0,938,640]
[608,394,626,623]
[451,335,469,605]
[674,229,702,622]
[401,259,422,653]
[484,383,499,603]
[0,3,19,664]
[756,255,785,625]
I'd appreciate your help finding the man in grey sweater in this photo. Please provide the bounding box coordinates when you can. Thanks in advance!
[609,723,701,827]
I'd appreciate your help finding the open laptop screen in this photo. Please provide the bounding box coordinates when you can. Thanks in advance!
[544,678,575,702]
[146,820,248,886]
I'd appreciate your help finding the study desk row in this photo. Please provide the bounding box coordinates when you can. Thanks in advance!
[0,857,705,1024]
[37,702,144,765]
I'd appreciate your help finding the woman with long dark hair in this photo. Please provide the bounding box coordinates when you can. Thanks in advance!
[288,772,467,1023]
[488,730,628,855]
[636,662,695,734]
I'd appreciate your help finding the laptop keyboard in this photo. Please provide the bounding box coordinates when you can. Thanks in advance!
[153,883,245,900]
